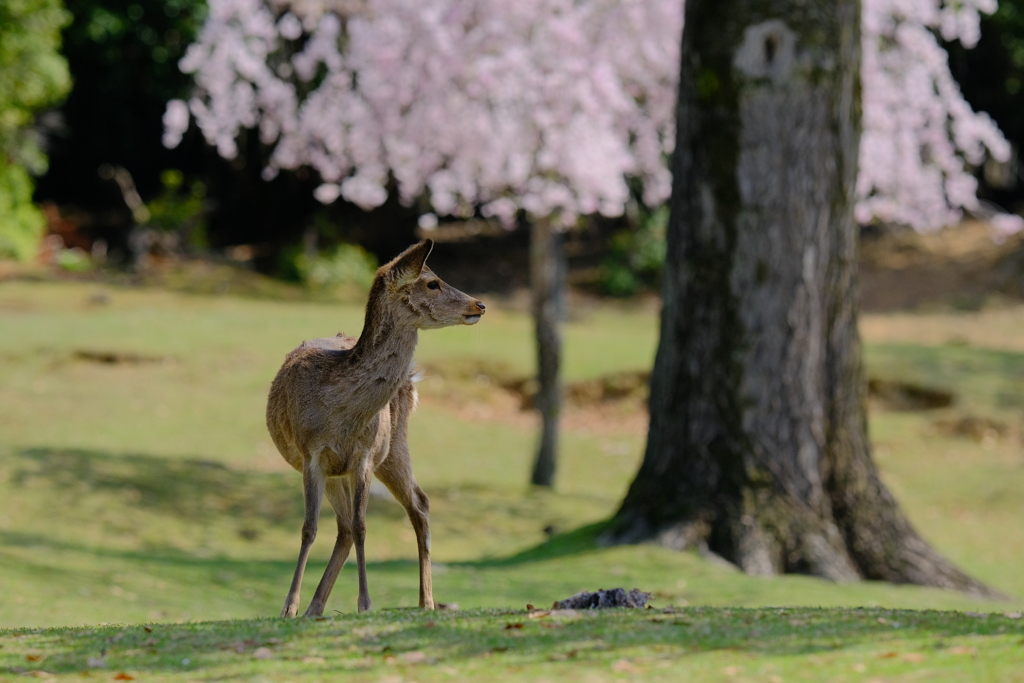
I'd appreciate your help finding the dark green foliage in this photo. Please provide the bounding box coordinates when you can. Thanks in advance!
[145,168,208,249]
[0,0,71,260]
[35,0,207,213]
[599,205,667,296]
[276,213,379,292]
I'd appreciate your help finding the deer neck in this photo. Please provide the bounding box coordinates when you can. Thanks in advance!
[347,296,418,414]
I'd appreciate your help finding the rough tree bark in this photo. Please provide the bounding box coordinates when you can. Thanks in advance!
[604,0,998,596]
[530,216,565,487]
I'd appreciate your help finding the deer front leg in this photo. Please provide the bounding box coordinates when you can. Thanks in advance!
[353,465,373,613]
[408,484,434,609]
[374,464,433,609]
[303,477,354,617]
[281,460,324,617]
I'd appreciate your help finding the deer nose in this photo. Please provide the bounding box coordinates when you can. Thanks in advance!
[476,301,486,313]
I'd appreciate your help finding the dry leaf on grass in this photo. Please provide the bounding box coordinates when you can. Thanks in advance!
[505,623,524,630]
[253,647,273,660]
[877,651,898,659]
[902,653,926,663]
[25,656,43,662]
[948,646,977,656]
[113,673,134,681]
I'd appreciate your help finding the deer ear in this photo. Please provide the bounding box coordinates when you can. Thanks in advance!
[388,239,433,285]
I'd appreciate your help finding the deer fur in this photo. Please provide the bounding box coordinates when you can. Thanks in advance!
[266,240,485,616]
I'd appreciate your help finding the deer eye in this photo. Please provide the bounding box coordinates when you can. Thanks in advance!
[427,280,441,290]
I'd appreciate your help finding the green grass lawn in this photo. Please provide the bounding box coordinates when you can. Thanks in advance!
[2,279,1024,680]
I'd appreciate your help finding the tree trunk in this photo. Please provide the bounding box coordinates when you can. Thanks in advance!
[530,216,564,487]
[604,0,998,597]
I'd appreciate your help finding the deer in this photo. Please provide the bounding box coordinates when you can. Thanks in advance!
[266,240,485,616]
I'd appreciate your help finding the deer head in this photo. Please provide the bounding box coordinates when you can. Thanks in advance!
[376,240,486,329]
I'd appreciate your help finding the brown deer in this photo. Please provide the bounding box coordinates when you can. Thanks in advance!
[266,240,485,616]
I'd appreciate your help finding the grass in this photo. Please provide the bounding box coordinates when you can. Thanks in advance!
[2,607,1023,682]
[2,278,1024,680]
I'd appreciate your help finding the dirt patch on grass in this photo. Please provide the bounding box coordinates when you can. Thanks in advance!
[417,361,651,437]
[867,378,955,410]
[860,220,1024,312]
[932,415,1011,444]
[73,350,174,365]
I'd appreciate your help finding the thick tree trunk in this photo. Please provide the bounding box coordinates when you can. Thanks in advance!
[530,216,564,487]
[604,0,998,597]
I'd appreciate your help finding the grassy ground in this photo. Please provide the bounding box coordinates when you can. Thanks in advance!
[2,277,1024,679]
[3,607,1023,682]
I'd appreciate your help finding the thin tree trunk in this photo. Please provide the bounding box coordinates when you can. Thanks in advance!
[604,0,999,597]
[530,216,563,487]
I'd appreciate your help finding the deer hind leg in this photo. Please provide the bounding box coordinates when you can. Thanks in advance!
[281,458,325,617]
[375,451,434,609]
[303,476,354,617]
[353,464,374,612]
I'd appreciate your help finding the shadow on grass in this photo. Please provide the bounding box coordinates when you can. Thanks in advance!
[9,447,407,527]
[464,522,609,567]
[3,445,622,578]
[866,342,1024,409]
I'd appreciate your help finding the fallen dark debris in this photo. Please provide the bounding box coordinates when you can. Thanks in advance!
[553,588,651,610]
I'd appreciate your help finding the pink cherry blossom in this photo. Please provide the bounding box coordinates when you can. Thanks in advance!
[166,0,1020,235]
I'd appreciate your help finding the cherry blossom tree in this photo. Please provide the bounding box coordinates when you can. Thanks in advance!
[165,0,678,226]
[166,0,682,487]
[165,0,1021,489]
[859,0,1022,235]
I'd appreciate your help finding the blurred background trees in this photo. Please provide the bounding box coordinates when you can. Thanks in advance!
[0,0,70,261]
[6,0,1020,273]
